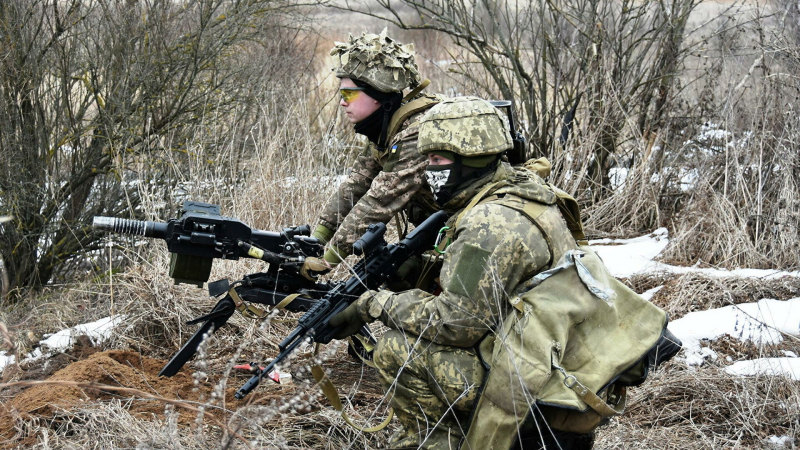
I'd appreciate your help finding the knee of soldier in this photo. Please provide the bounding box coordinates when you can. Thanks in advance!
[428,348,485,410]
[374,329,412,374]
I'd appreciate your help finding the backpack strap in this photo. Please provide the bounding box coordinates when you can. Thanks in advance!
[386,94,440,141]
[547,183,587,245]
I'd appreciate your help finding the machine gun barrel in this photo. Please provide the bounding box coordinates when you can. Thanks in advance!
[93,217,169,239]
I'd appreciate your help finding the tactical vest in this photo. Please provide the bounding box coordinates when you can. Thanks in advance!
[451,183,671,450]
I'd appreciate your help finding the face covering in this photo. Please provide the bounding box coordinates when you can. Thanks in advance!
[426,157,501,206]
[425,163,458,206]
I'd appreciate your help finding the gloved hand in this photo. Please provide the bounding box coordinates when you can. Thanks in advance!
[300,256,332,281]
[329,301,367,340]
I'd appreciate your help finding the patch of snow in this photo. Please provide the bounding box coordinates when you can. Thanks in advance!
[0,351,15,373]
[592,229,800,280]
[0,316,124,376]
[590,228,670,278]
[766,435,795,448]
[40,315,124,351]
[726,358,800,380]
[639,285,664,301]
[609,167,629,190]
[679,168,698,192]
[684,346,718,366]
[668,298,800,366]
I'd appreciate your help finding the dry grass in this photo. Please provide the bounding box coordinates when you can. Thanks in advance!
[622,272,800,321]
[598,364,800,449]
[2,3,800,449]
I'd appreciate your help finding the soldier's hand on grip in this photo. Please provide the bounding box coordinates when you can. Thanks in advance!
[329,302,367,340]
[300,257,331,281]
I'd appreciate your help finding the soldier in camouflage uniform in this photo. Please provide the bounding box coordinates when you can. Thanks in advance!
[301,30,441,279]
[330,97,595,450]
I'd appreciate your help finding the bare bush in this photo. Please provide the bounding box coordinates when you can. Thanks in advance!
[332,0,703,204]
[0,0,315,299]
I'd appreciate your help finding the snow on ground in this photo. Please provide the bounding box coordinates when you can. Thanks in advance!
[591,231,800,380]
[591,229,800,280]
[0,315,124,375]
[667,298,800,377]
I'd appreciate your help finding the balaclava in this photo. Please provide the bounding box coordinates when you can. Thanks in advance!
[351,79,403,150]
[426,150,500,206]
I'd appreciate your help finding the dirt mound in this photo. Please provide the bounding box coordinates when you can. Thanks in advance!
[0,350,224,448]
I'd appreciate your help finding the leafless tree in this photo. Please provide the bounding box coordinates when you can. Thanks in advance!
[332,0,701,201]
[0,0,312,298]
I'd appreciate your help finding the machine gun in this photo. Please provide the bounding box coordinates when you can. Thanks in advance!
[234,210,449,399]
[93,201,323,287]
[93,201,329,376]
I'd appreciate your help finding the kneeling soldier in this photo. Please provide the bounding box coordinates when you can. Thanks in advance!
[331,97,675,450]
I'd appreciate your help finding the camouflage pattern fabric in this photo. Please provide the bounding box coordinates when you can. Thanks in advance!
[373,330,484,450]
[319,109,438,254]
[357,164,579,449]
[330,29,422,93]
[417,97,512,157]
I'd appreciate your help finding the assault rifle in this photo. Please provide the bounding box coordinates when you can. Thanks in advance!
[93,201,329,376]
[234,210,449,399]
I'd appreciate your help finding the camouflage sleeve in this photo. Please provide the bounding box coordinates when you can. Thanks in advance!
[369,203,552,347]
[327,133,429,253]
[318,144,381,232]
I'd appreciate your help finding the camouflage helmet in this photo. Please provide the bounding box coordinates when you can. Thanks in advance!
[330,29,422,94]
[417,97,513,157]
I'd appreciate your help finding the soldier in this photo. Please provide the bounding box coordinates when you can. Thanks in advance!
[328,97,585,449]
[301,30,441,280]
[329,97,676,450]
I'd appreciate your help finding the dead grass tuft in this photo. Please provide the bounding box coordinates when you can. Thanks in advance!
[639,272,800,321]
[598,364,800,449]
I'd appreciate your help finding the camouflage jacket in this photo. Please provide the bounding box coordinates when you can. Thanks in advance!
[362,163,577,347]
[319,106,438,254]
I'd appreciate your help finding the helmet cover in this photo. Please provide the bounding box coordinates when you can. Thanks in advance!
[330,28,422,93]
[418,97,513,157]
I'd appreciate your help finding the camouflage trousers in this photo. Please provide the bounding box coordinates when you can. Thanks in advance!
[374,330,485,450]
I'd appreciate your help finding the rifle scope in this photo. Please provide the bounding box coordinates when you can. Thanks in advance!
[352,223,387,256]
[93,217,169,239]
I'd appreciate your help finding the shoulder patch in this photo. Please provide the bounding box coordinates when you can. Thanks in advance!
[448,243,492,298]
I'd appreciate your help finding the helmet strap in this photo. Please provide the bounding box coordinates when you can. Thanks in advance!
[402,78,430,102]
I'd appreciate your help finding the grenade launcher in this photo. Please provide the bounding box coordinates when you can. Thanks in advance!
[93,201,329,376]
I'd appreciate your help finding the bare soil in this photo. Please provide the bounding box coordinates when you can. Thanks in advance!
[0,335,387,449]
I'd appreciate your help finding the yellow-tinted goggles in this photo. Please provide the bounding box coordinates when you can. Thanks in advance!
[340,87,365,103]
